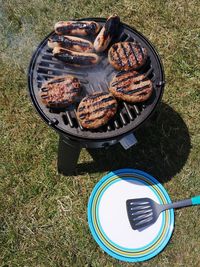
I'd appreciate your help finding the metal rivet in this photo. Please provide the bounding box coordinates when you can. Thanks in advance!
[48,118,58,126]
[156,81,166,87]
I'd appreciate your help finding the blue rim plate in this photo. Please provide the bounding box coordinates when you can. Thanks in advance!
[87,169,174,262]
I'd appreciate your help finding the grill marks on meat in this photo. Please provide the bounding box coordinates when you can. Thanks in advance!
[40,75,81,107]
[128,42,139,65]
[77,92,117,129]
[48,35,94,53]
[121,43,132,67]
[54,21,101,36]
[42,19,153,128]
[109,70,153,102]
[108,42,148,71]
[94,15,120,52]
[53,47,100,67]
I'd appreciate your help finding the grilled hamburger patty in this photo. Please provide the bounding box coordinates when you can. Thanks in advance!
[54,21,101,36]
[109,70,153,102]
[48,35,94,53]
[77,92,118,129]
[40,75,81,107]
[94,15,120,52]
[108,42,148,71]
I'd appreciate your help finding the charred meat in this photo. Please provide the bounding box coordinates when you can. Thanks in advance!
[109,70,153,102]
[108,42,148,71]
[77,92,118,129]
[48,35,94,53]
[54,21,101,36]
[94,15,120,52]
[53,47,100,67]
[40,75,81,108]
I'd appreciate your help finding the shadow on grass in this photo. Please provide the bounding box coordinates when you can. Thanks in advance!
[77,103,191,183]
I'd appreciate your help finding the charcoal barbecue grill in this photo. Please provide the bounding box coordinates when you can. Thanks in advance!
[28,17,165,174]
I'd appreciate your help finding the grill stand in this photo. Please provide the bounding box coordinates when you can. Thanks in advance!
[57,132,138,175]
[57,135,82,175]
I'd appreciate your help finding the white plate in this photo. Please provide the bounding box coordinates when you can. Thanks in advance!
[88,169,174,262]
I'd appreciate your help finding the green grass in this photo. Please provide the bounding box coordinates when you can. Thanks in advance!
[0,0,200,266]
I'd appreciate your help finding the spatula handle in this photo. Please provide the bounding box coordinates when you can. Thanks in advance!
[163,195,200,210]
[191,195,200,205]
[166,199,192,209]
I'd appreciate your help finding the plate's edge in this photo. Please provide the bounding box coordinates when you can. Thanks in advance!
[87,168,174,262]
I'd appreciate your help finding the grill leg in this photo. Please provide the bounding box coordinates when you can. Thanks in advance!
[151,110,159,121]
[57,135,81,175]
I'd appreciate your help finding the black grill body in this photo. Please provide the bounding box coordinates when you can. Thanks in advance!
[28,18,165,174]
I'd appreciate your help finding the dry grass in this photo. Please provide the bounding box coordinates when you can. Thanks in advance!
[0,0,200,266]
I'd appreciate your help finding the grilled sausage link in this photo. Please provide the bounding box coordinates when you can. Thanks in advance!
[54,21,101,36]
[48,35,94,53]
[94,15,120,52]
[53,47,100,67]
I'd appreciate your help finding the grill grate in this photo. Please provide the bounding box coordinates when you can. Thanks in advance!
[28,18,165,141]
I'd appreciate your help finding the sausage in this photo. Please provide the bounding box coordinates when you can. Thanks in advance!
[53,47,100,67]
[48,35,94,53]
[94,15,120,52]
[54,21,101,36]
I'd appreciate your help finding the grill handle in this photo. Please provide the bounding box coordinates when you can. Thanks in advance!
[119,133,137,150]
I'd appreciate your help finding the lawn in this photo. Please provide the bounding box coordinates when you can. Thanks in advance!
[0,0,200,266]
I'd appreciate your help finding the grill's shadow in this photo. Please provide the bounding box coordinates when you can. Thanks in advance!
[77,103,191,183]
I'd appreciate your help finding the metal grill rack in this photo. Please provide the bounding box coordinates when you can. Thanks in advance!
[28,18,165,141]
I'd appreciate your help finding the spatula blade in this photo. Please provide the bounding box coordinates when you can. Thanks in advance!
[126,198,157,230]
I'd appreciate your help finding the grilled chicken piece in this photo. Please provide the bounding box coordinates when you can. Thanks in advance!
[108,42,148,71]
[109,70,153,102]
[94,15,120,52]
[48,35,94,53]
[53,47,100,67]
[40,75,81,108]
[54,21,101,36]
[77,92,118,129]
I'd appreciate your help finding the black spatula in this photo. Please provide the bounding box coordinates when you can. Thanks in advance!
[126,196,200,230]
